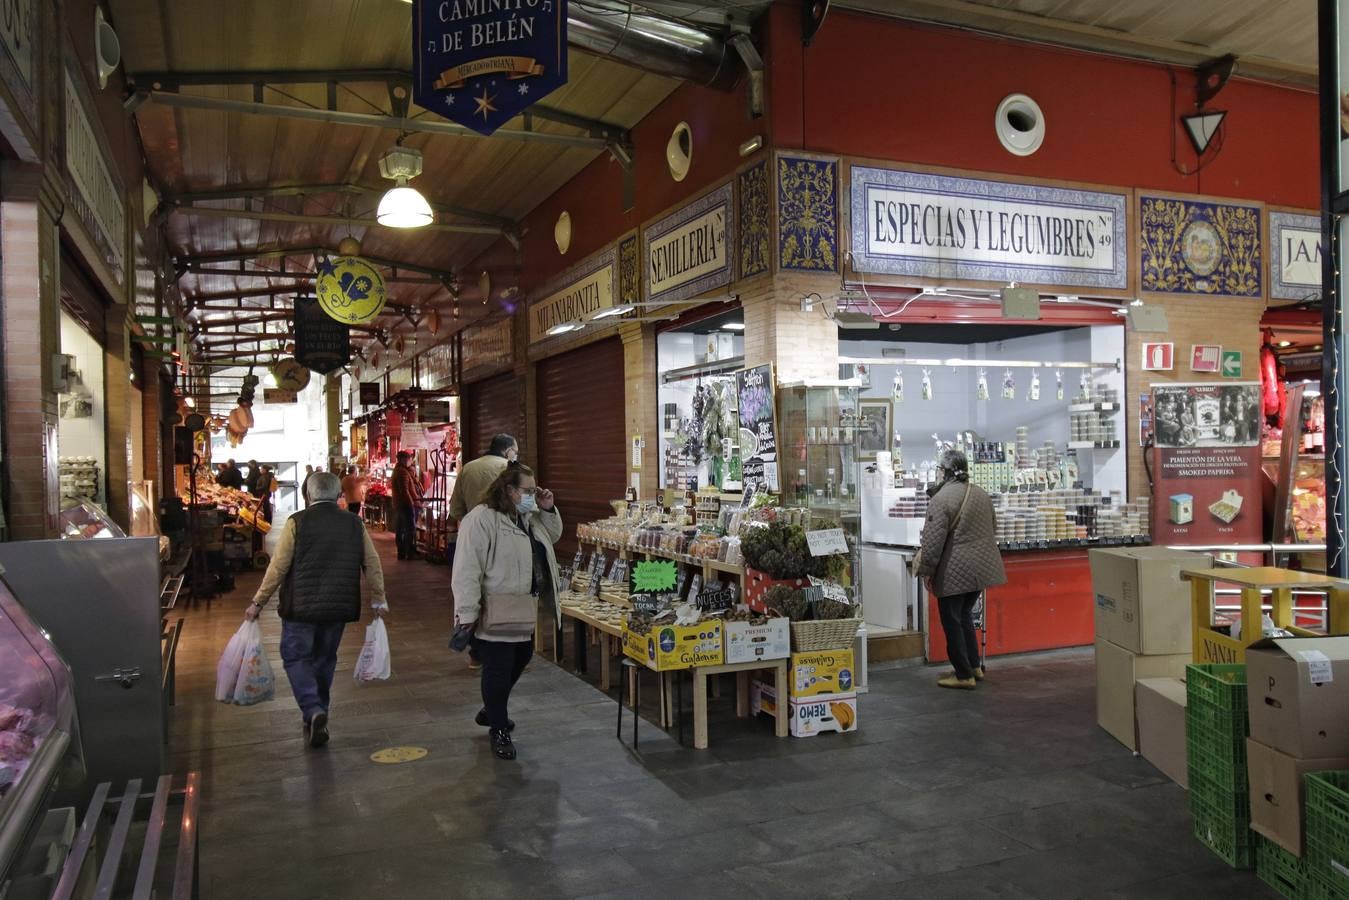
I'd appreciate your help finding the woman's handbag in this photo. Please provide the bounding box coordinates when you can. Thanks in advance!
[479,593,539,639]
[910,484,972,575]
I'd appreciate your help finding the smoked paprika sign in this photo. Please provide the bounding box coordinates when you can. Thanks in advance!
[412,0,568,136]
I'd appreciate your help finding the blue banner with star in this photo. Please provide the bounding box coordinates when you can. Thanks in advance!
[412,0,568,137]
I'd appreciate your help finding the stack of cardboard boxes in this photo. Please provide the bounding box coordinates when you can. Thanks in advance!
[1245,637,1349,865]
[1091,547,1210,785]
[752,648,859,737]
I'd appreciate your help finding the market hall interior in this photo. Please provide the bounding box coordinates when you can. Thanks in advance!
[0,0,1343,898]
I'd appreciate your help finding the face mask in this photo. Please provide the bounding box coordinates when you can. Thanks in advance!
[515,493,537,515]
[505,448,518,462]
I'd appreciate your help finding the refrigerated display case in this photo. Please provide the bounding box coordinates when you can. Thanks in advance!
[0,579,81,885]
[1265,384,1327,544]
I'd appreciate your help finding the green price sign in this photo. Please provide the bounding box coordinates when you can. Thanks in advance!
[631,560,678,594]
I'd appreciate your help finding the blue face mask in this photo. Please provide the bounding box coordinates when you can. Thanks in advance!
[516,494,538,515]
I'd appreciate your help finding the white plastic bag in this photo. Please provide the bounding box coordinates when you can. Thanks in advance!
[230,621,275,705]
[354,619,392,682]
[215,621,251,702]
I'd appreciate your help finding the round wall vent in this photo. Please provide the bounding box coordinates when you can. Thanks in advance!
[995,94,1045,157]
[666,121,693,182]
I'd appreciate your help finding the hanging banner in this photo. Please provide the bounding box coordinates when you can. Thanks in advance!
[736,363,779,494]
[294,296,351,375]
[1269,211,1321,301]
[412,0,568,137]
[316,256,388,324]
[1151,382,1263,545]
[848,165,1128,291]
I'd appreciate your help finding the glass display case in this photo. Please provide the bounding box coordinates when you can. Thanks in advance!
[58,502,126,541]
[778,381,862,533]
[0,579,79,883]
[1265,384,1327,543]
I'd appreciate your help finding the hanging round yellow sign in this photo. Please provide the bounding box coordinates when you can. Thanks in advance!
[315,256,388,325]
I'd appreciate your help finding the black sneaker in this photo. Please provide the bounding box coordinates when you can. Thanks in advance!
[309,712,329,748]
[475,709,515,731]
[490,728,516,760]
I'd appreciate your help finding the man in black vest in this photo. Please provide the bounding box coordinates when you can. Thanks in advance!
[245,472,388,748]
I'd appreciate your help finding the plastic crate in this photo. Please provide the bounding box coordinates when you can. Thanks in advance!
[1186,663,1248,711]
[1186,696,1249,739]
[1186,724,1249,790]
[1304,771,1349,896]
[1189,768,1251,821]
[1192,783,1254,869]
[1257,835,1312,900]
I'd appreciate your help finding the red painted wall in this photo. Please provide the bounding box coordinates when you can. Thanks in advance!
[772,6,1318,208]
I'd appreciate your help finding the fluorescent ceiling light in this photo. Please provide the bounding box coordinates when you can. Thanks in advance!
[377,185,433,228]
[546,320,585,336]
[722,322,745,331]
[590,305,634,321]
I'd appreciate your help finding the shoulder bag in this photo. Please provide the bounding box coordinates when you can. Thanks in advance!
[476,512,539,638]
[910,483,972,575]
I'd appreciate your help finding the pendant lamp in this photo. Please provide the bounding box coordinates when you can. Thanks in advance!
[377,145,434,229]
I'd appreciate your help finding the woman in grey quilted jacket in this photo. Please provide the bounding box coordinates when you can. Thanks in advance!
[916,449,1006,690]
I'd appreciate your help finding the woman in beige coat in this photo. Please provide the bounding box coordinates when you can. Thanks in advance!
[916,448,1006,690]
[450,462,562,759]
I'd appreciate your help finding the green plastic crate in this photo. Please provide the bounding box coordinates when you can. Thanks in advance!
[1192,784,1254,869]
[1186,726,1249,790]
[1304,772,1349,896]
[1186,663,1248,711]
[1186,696,1249,739]
[1256,835,1313,900]
[1189,768,1251,821]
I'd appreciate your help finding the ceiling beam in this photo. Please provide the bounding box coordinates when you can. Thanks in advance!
[168,203,504,238]
[170,183,514,231]
[176,263,442,284]
[128,69,631,144]
[136,90,613,151]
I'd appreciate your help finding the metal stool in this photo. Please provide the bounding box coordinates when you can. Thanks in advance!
[617,657,641,746]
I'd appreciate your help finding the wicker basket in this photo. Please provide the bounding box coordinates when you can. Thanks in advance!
[790,617,861,652]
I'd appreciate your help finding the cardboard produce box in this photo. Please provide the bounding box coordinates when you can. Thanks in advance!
[724,617,790,665]
[1135,677,1188,788]
[1089,546,1209,655]
[622,621,723,671]
[1247,738,1349,857]
[1246,636,1349,759]
[789,691,858,737]
[789,649,856,697]
[1095,637,1191,750]
[750,679,780,718]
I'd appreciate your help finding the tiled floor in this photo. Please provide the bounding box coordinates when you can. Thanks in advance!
[170,530,1276,899]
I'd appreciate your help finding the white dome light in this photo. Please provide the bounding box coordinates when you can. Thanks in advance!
[377,182,434,229]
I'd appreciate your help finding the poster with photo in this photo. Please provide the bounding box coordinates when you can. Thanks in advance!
[1151,382,1263,544]
[736,363,778,494]
[1138,393,1154,447]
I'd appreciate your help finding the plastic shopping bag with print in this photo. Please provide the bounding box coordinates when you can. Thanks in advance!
[354,618,392,682]
[215,621,251,702]
[230,620,276,705]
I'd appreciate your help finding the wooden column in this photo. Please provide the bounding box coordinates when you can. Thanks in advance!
[1,163,64,538]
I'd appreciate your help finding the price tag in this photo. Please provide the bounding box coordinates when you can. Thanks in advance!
[1299,650,1335,685]
[806,528,848,556]
[808,575,850,603]
[696,588,735,612]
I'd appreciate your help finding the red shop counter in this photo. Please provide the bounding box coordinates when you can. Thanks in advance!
[926,548,1096,662]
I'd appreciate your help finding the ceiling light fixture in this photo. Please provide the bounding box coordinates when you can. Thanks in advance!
[546,320,585,336]
[590,305,635,320]
[377,145,434,228]
[722,322,746,331]
[1182,110,1227,155]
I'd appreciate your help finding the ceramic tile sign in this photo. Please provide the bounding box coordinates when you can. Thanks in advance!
[848,165,1128,291]
[412,0,568,136]
[1269,211,1321,301]
[1139,196,1261,297]
[643,183,735,305]
[1190,344,1221,374]
[1141,342,1174,372]
[1150,382,1263,545]
[528,248,616,343]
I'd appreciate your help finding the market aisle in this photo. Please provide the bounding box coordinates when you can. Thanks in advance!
[166,535,1276,900]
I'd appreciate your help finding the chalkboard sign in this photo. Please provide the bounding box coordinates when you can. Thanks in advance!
[696,588,735,612]
[631,594,664,616]
[736,363,778,494]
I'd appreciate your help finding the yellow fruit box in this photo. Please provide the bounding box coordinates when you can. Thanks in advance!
[789,649,856,697]
[622,621,724,671]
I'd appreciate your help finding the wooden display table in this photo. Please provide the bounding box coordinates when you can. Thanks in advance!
[560,605,625,692]
[1182,566,1349,663]
[690,658,789,750]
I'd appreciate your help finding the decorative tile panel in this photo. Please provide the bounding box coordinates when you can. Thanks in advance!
[738,160,770,279]
[1139,196,1261,298]
[778,155,838,273]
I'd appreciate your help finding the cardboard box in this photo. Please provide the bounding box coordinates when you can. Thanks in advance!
[1247,739,1349,857]
[789,649,856,697]
[1246,636,1349,759]
[749,679,779,717]
[621,621,724,671]
[724,617,790,665]
[789,691,858,737]
[1095,637,1191,750]
[1089,546,1209,655]
[1135,677,1188,788]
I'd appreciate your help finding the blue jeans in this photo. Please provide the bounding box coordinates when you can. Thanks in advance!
[280,620,346,722]
[394,505,416,558]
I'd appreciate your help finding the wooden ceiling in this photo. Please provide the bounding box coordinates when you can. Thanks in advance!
[111,0,679,366]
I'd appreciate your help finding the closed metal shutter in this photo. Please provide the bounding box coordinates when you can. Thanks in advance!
[537,337,625,555]
[463,373,523,459]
